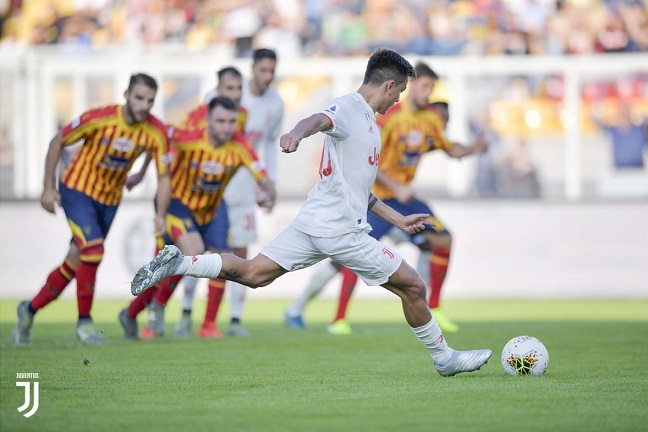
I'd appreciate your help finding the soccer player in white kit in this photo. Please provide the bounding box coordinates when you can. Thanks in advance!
[131,48,492,377]
[223,48,283,335]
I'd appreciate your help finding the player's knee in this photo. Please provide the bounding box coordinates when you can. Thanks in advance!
[67,242,81,264]
[79,242,105,264]
[409,277,427,301]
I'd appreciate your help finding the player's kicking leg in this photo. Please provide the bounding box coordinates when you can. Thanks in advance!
[131,245,287,294]
[382,259,491,376]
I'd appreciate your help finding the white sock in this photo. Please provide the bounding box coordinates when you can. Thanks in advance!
[411,316,452,362]
[176,254,223,279]
[416,252,431,288]
[181,277,199,311]
[286,261,339,317]
[229,282,247,320]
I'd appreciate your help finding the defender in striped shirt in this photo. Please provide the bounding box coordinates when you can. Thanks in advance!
[119,96,275,341]
[125,67,255,339]
[12,73,172,345]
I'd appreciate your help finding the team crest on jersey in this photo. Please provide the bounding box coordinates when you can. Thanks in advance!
[200,161,224,175]
[112,137,134,152]
[325,105,338,115]
[406,130,423,148]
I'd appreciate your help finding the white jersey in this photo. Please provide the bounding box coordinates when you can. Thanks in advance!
[293,92,380,238]
[224,80,284,206]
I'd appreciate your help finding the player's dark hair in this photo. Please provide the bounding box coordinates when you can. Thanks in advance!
[363,48,415,86]
[414,62,438,80]
[208,96,237,113]
[253,48,277,64]
[217,66,242,82]
[127,73,158,91]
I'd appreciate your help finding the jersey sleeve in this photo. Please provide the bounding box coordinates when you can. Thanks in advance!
[235,135,267,181]
[60,110,102,145]
[320,99,350,140]
[183,105,208,130]
[141,133,169,176]
[168,126,205,152]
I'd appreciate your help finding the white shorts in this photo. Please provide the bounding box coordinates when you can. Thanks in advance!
[226,202,257,248]
[260,224,403,286]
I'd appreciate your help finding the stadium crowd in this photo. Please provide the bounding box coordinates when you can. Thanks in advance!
[1,0,647,57]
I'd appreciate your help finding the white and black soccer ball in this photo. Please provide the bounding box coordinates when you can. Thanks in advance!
[501,336,549,376]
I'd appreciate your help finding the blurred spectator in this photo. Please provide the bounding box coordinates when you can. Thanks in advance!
[222,0,262,57]
[252,1,302,58]
[593,102,648,169]
[497,139,542,198]
[2,0,647,57]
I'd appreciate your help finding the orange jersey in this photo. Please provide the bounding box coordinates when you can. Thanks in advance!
[183,104,247,133]
[169,129,266,225]
[372,101,452,200]
[60,105,169,205]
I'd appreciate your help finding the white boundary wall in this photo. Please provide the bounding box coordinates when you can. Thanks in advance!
[1,200,646,300]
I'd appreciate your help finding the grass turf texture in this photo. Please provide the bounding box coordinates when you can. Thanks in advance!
[1,299,647,432]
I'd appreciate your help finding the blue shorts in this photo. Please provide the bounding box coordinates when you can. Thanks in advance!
[162,198,230,251]
[59,182,119,247]
[367,198,449,245]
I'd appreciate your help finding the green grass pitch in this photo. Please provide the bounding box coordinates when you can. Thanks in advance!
[1,299,647,432]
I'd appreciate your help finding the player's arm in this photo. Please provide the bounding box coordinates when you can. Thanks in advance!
[256,178,277,211]
[126,152,152,191]
[41,132,66,214]
[375,168,415,204]
[443,133,488,159]
[368,193,432,235]
[280,113,332,154]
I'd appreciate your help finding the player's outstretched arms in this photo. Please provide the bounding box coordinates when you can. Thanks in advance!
[368,194,433,234]
[280,114,332,153]
[256,178,276,211]
[40,187,61,214]
[397,213,433,235]
[41,133,65,214]
[125,152,152,191]
[445,133,488,158]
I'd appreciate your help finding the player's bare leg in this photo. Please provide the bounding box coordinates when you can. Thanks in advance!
[382,260,491,377]
[132,246,287,295]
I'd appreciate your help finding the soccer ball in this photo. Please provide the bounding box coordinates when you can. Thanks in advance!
[501,336,549,376]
